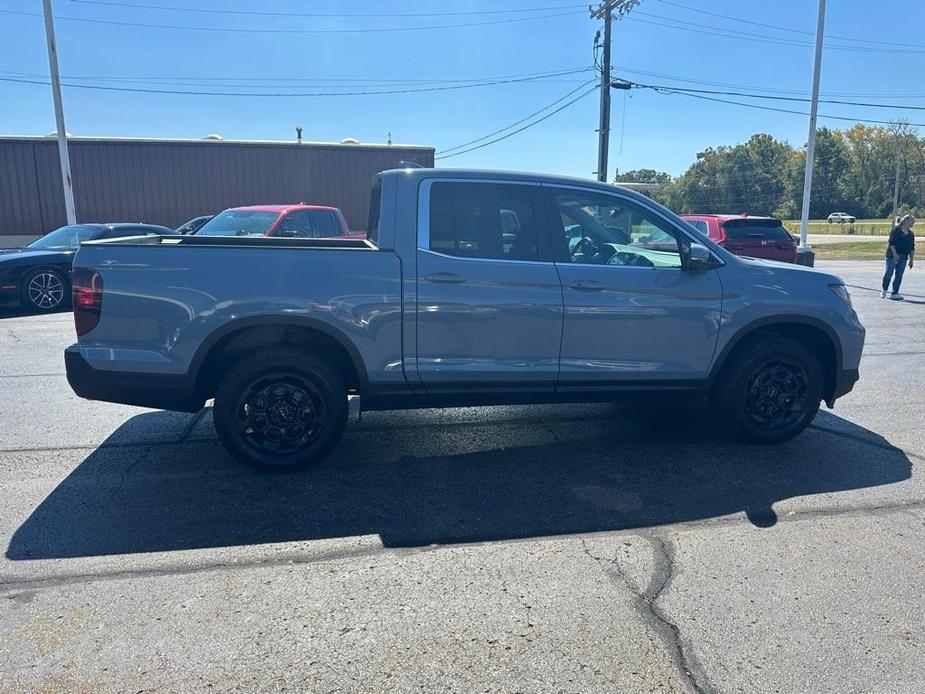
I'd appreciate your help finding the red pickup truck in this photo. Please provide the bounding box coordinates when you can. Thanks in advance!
[193,204,363,239]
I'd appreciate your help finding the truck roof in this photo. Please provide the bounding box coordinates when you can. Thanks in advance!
[380,167,664,205]
[227,204,342,214]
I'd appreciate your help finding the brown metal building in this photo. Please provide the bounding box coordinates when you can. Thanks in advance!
[0,136,434,243]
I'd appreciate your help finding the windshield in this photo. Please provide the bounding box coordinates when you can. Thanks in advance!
[722,219,791,240]
[195,210,279,237]
[27,225,101,250]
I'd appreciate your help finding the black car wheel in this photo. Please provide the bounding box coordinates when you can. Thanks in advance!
[712,335,823,444]
[22,268,68,312]
[213,347,348,471]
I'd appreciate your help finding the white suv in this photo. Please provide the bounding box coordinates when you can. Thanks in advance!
[827,212,856,224]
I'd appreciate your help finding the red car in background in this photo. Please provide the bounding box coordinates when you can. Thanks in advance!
[193,204,364,239]
[681,214,797,263]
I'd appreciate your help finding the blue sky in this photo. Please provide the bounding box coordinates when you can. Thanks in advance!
[1,0,923,178]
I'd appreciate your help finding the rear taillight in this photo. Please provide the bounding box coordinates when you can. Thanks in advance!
[72,267,102,336]
[717,225,728,246]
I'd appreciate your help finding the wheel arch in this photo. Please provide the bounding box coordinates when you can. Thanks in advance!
[708,316,842,401]
[191,316,368,402]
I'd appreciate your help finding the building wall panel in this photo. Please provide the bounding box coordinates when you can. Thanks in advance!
[0,138,434,239]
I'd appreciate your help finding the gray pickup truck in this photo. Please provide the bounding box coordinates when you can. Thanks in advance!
[65,168,865,470]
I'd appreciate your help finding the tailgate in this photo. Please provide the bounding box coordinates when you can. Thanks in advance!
[721,219,796,258]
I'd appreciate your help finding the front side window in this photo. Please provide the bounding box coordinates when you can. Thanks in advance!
[550,189,683,269]
[276,211,314,238]
[428,182,539,261]
[196,210,280,237]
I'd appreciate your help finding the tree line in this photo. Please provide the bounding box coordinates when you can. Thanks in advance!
[617,124,925,220]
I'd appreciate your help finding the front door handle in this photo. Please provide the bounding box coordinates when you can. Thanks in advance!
[423,272,467,284]
[568,280,604,291]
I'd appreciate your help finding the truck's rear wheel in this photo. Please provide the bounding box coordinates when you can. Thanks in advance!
[712,335,823,444]
[213,347,347,471]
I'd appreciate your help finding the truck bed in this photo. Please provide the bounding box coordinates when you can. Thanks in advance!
[68,235,404,411]
[84,234,376,250]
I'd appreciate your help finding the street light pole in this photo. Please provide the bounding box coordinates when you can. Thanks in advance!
[797,0,826,266]
[42,0,76,225]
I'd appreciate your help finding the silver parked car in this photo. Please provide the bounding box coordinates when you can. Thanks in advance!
[827,212,856,224]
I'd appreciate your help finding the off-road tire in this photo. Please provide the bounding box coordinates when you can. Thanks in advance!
[712,335,823,444]
[213,347,348,471]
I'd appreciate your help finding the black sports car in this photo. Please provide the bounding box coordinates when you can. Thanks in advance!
[0,223,175,313]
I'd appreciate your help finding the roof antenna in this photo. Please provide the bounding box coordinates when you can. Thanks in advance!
[296,126,302,143]
[387,131,392,145]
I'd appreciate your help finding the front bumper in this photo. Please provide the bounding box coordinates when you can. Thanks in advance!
[65,346,203,412]
[0,279,20,307]
[829,368,860,405]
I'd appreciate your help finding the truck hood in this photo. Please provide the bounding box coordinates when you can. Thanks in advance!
[733,254,843,285]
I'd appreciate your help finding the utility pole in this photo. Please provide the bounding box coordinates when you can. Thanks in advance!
[590,1,640,183]
[594,3,612,183]
[891,149,901,220]
[42,0,76,225]
[797,0,826,267]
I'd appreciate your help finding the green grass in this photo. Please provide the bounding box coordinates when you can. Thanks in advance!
[813,241,887,260]
[783,220,891,236]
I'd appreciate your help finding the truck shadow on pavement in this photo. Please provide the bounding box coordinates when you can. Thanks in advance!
[6,406,912,559]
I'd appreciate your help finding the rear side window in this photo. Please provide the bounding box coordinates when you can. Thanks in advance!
[723,219,791,240]
[428,182,539,261]
[309,211,339,237]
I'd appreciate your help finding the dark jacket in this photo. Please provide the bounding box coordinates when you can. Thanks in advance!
[888,225,915,256]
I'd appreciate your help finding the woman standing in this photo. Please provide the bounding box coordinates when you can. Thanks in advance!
[882,214,915,300]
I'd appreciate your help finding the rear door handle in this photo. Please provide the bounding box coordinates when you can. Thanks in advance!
[423,272,467,284]
[568,280,604,291]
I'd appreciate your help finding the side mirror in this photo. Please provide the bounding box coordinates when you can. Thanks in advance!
[686,242,717,271]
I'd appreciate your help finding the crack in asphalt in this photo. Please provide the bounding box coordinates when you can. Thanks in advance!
[582,537,712,694]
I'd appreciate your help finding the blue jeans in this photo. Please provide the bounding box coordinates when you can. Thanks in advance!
[883,253,909,294]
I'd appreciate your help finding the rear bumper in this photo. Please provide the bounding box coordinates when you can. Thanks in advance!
[65,346,203,412]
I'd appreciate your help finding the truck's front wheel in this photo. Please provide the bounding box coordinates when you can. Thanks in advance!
[213,348,347,471]
[712,335,823,444]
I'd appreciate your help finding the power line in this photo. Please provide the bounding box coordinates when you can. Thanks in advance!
[0,68,594,98]
[1,8,585,34]
[624,11,925,54]
[438,79,598,155]
[6,63,925,100]
[639,83,925,113]
[634,83,925,128]
[0,67,592,90]
[68,0,588,18]
[436,85,599,160]
[655,0,900,48]
[614,66,925,99]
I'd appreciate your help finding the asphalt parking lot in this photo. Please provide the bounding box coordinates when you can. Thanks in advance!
[1,260,923,693]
